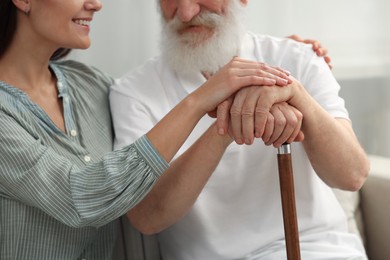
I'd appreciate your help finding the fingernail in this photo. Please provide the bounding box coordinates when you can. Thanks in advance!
[235,138,243,144]
[245,138,252,145]
[218,128,225,135]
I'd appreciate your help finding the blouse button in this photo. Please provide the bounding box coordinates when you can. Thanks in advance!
[70,130,77,137]
[84,155,91,162]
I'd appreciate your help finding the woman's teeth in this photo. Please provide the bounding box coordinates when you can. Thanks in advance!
[74,20,90,26]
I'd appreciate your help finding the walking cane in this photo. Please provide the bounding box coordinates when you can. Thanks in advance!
[277,143,301,260]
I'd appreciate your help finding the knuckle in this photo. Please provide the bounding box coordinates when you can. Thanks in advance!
[296,111,303,121]
[266,116,274,126]
[241,108,255,118]
[255,106,269,116]
[230,107,241,117]
[275,117,286,128]
[286,117,298,127]
[255,69,263,76]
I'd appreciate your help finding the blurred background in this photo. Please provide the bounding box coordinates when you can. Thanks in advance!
[71,0,390,158]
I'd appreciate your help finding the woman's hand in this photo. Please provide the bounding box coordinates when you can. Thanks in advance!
[287,34,332,69]
[192,57,292,115]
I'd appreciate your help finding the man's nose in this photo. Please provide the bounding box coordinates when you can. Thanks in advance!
[176,0,201,22]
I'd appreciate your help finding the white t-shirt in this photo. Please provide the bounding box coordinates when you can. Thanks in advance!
[110,33,367,259]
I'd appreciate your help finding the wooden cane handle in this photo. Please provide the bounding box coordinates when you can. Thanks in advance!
[277,143,301,260]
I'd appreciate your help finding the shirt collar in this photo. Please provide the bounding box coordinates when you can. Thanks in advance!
[49,62,68,99]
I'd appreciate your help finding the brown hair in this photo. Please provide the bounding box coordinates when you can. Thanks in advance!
[0,0,71,60]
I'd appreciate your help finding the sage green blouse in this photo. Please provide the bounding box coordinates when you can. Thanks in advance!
[0,60,168,260]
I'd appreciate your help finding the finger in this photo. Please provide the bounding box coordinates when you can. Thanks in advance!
[202,71,211,80]
[287,34,303,42]
[266,105,287,146]
[304,39,320,49]
[240,87,261,144]
[208,109,217,118]
[254,101,271,139]
[324,55,332,63]
[286,106,303,144]
[295,131,305,142]
[216,97,233,135]
[318,47,328,57]
[256,65,291,86]
[268,65,292,82]
[261,113,274,143]
[229,58,291,78]
[324,56,333,70]
[233,74,276,90]
[272,103,299,147]
[258,62,291,80]
[223,58,292,87]
[315,46,328,57]
[253,86,294,136]
[230,91,247,144]
[232,68,287,87]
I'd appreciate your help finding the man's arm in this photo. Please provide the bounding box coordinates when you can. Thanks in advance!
[288,81,369,190]
[216,35,332,137]
[127,101,303,234]
[225,77,369,191]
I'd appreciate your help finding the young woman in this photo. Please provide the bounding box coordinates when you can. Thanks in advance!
[0,0,295,259]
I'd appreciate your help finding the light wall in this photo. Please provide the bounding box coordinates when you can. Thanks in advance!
[72,0,390,156]
[73,0,390,79]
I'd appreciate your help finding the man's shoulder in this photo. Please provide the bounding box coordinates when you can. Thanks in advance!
[246,32,312,54]
[243,32,319,75]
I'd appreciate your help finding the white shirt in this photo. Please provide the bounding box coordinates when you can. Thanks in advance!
[110,33,367,259]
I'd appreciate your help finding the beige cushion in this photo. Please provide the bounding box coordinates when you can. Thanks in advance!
[360,155,390,260]
[332,188,365,245]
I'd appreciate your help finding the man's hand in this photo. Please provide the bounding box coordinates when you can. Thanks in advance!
[263,102,304,147]
[214,76,307,147]
[287,34,332,70]
[220,86,303,147]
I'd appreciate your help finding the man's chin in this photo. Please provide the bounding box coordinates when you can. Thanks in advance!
[180,33,214,48]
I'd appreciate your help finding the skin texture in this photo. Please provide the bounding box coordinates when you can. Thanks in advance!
[2,0,291,163]
[126,0,369,235]
[1,0,304,243]
[2,0,103,132]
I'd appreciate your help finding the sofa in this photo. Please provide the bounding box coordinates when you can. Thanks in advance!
[334,155,390,260]
[113,155,390,260]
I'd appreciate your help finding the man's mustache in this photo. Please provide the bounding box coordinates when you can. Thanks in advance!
[167,11,223,32]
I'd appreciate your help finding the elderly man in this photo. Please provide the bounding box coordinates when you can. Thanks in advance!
[110,0,369,259]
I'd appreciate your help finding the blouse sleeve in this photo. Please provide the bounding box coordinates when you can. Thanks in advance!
[0,112,169,228]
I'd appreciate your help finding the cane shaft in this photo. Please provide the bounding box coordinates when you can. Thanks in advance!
[277,145,301,260]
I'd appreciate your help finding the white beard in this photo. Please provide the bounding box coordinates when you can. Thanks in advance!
[160,0,246,75]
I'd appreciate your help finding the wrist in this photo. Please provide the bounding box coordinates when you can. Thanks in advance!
[182,93,208,119]
[210,122,233,147]
[288,80,308,111]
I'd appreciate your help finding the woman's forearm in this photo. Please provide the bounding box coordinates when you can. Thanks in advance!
[130,123,232,234]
